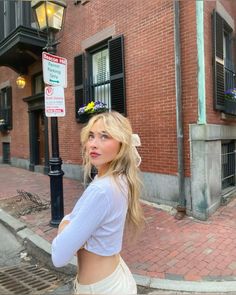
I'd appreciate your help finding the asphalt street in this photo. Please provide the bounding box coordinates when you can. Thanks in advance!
[0,222,25,267]
[0,222,73,294]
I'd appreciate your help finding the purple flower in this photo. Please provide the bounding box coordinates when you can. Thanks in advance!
[225,88,236,101]
[78,100,107,114]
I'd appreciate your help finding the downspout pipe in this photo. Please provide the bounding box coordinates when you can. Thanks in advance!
[196,0,206,124]
[173,0,186,219]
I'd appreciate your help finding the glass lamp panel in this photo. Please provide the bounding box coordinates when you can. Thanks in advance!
[46,2,64,30]
[35,3,47,30]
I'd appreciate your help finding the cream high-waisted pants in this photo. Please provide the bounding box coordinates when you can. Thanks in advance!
[74,257,137,294]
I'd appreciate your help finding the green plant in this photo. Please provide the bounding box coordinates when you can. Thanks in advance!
[78,100,108,115]
[77,101,108,123]
[224,88,236,101]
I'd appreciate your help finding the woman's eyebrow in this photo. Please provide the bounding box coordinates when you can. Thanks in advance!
[89,130,109,135]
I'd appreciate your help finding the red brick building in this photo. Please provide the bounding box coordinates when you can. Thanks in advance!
[0,0,236,220]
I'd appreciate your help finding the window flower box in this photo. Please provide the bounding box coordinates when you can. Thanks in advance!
[77,101,108,123]
[224,88,236,116]
[225,99,236,116]
[77,112,93,123]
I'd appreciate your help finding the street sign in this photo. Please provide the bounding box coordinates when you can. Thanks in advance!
[42,52,67,88]
[45,86,66,117]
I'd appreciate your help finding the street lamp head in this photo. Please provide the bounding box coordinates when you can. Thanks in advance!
[31,0,67,32]
[16,75,26,89]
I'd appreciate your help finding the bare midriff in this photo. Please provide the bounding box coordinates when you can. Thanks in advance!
[76,249,120,285]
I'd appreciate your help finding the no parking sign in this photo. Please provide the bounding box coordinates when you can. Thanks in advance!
[45,86,65,117]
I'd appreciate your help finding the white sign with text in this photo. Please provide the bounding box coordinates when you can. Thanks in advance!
[42,52,67,88]
[45,86,66,117]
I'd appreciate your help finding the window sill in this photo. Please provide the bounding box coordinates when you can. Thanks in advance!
[221,112,236,120]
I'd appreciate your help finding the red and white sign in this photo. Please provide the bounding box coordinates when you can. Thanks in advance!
[45,86,66,117]
[42,52,67,88]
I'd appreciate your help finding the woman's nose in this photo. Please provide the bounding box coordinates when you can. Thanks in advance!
[89,136,98,147]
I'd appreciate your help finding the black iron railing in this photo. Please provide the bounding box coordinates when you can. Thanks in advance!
[221,141,236,189]
[89,73,111,109]
[225,66,236,91]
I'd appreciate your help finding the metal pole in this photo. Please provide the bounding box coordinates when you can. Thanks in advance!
[47,30,64,227]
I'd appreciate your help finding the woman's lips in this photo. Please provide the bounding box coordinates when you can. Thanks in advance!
[90,152,100,158]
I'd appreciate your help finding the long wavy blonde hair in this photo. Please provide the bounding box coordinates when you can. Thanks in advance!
[80,111,144,232]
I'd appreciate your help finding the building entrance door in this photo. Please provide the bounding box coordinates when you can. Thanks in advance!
[23,91,49,174]
[36,110,45,165]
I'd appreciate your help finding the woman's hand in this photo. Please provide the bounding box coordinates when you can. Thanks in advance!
[57,219,70,234]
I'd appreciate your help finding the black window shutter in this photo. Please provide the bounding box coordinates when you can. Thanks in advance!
[74,54,85,120]
[212,10,225,110]
[108,35,126,114]
[6,87,12,130]
[22,1,32,27]
[9,1,16,33]
[0,2,4,41]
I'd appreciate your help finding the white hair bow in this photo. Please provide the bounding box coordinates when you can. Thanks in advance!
[131,134,141,167]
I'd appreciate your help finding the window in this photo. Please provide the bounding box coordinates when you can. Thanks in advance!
[74,35,126,121]
[221,140,235,190]
[0,87,12,131]
[92,48,111,108]
[212,10,236,111]
[2,142,10,164]
[0,0,32,42]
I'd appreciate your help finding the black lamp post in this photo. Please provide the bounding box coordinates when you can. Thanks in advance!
[31,0,67,226]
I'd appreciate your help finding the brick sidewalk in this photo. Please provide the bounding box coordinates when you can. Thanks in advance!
[1,164,236,282]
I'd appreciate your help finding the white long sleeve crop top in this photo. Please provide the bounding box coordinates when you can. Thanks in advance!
[51,175,128,267]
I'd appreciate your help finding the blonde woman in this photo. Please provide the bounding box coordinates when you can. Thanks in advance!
[51,111,144,294]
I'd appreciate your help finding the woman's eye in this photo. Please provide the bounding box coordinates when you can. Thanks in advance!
[101,134,109,140]
[88,134,94,140]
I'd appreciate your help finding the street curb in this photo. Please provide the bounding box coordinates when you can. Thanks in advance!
[20,228,77,276]
[0,209,77,276]
[0,208,26,233]
[1,209,236,293]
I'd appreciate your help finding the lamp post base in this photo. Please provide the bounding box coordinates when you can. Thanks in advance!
[48,157,64,227]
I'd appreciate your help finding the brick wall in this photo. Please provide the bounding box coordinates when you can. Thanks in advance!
[1,0,236,179]
[58,0,181,174]
[0,67,29,160]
